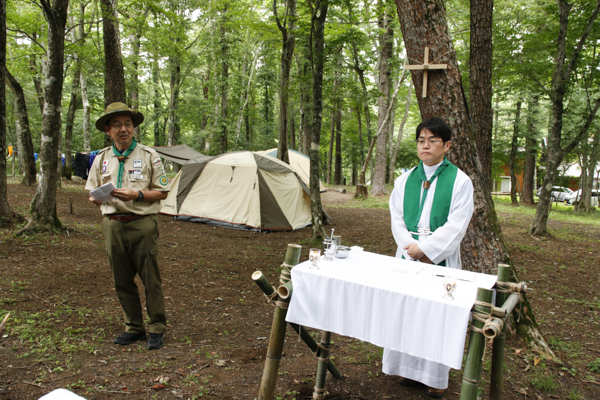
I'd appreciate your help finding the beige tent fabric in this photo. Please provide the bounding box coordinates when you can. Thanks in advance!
[178,158,262,227]
[159,151,311,231]
[261,170,311,229]
[256,148,326,192]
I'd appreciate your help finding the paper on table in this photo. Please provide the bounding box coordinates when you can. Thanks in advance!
[433,266,476,282]
[90,183,116,204]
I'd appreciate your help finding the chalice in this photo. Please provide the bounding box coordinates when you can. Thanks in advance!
[309,248,321,270]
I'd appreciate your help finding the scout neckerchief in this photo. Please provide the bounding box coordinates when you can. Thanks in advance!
[112,138,137,188]
[403,158,458,266]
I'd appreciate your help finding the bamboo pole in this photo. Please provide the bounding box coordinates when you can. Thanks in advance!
[490,264,510,400]
[484,293,520,339]
[257,244,302,400]
[252,271,342,379]
[312,331,332,400]
[460,287,493,400]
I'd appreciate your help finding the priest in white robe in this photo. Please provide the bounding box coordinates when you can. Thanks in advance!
[385,117,474,398]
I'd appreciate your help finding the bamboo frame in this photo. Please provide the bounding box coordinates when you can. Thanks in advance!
[313,331,332,400]
[490,265,510,400]
[251,271,341,379]
[460,287,493,400]
[257,244,302,400]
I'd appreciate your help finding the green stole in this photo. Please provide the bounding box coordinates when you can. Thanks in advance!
[112,139,137,188]
[403,158,458,266]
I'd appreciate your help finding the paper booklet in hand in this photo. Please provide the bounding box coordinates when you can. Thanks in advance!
[90,183,116,204]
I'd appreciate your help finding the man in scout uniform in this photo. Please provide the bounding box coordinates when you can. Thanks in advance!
[86,102,171,350]
[385,117,474,398]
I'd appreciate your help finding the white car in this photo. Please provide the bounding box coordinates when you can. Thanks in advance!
[564,189,599,206]
[536,186,573,202]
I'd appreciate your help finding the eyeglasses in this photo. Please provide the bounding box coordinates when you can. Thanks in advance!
[111,122,133,130]
[416,138,443,146]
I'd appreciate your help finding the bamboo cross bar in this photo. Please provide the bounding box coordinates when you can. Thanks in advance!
[404,46,448,98]
[483,292,520,339]
[490,264,511,400]
[251,271,341,379]
[460,287,493,400]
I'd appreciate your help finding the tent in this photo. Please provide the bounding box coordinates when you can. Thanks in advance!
[256,148,326,192]
[160,151,312,232]
[152,144,204,165]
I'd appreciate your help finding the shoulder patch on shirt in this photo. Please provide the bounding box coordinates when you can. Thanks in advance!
[159,176,169,186]
[152,158,162,167]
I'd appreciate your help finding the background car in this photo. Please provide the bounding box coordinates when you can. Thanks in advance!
[536,186,573,202]
[564,189,599,206]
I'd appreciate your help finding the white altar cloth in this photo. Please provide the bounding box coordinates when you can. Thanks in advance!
[285,249,497,370]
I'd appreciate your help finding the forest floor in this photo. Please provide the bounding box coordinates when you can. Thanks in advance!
[0,178,599,400]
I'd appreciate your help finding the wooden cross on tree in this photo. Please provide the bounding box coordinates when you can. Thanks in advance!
[404,47,448,98]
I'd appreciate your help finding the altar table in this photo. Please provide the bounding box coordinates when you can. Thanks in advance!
[285,248,497,370]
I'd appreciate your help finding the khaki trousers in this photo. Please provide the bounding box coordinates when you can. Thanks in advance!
[102,214,166,334]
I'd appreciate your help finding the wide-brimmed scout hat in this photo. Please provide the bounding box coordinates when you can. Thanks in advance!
[95,102,144,132]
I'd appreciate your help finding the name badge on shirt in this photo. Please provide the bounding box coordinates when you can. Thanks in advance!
[129,169,144,180]
[133,159,142,168]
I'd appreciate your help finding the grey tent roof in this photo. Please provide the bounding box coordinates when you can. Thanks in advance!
[152,145,204,165]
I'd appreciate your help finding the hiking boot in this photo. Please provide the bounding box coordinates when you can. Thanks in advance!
[113,332,146,345]
[424,387,445,398]
[147,333,164,350]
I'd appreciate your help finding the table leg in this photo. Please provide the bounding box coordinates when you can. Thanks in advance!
[313,331,332,400]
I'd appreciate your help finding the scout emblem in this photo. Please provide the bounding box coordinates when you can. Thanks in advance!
[133,159,142,168]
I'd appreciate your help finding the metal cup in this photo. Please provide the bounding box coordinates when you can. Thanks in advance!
[323,239,336,261]
[332,235,341,246]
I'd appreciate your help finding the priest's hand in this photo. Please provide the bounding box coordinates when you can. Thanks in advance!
[403,243,425,261]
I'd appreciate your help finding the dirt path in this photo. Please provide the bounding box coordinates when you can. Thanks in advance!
[0,180,598,399]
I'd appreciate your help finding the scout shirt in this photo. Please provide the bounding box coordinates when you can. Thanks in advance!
[85,143,171,216]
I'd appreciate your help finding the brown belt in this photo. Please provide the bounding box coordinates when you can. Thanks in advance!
[107,214,147,222]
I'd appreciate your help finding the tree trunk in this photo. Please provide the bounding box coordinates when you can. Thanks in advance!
[521,96,539,205]
[129,30,142,142]
[152,58,162,147]
[167,56,181,147]
[393,0,554,358]
[356,105,365,171]
[530,0,600,235]
[309,0,328,240]
[297,51,312,155]
[100,0,126,147]
[327,110,335,184]
[219,7,229,153]
[235,45,260,147]
[389,79,412,182]
[509,100,521,205]
[371,2,394,195]
[77,3,91,153]
[65,15,81,180]
[0,0,17,223]
[275,0,296,164]
[63,72,80,180]
[22,0,69,233]
[289,102,296,150]
[5,68,36,186]
[334,107,342,185]
[470,0,494,191]
[29,40,45,116]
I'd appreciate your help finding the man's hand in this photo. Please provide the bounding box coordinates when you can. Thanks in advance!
[111,188,138,202]
[88,196,102,206]
[403,243,425,261]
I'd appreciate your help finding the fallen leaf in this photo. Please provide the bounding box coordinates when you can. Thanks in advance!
[215,359,227,367]
[515,387,527,396]
[150,383,166,390]
[523,364,530,372]
[534,357,540,366]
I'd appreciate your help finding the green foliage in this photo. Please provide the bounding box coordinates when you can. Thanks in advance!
[588,358,600,373]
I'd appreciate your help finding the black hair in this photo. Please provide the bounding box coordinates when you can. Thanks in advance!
[415,117,452,143]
